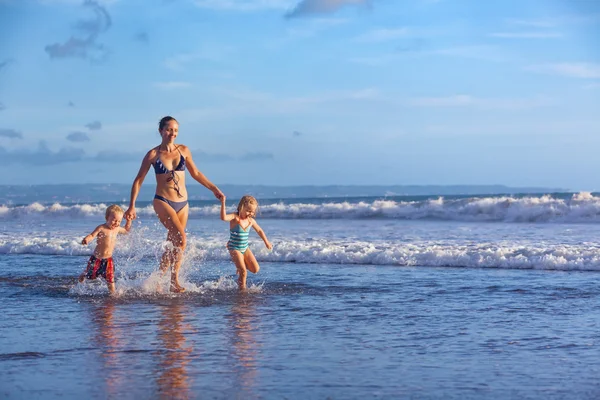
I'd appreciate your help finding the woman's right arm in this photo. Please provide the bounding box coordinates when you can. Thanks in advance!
[125,151,153,220]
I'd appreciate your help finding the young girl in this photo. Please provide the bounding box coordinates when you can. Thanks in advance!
[220,195,272,290]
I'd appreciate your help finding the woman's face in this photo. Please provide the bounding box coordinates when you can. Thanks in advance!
[160,120,179,142]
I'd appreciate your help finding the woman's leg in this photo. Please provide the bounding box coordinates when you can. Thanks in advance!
[171,205,189,290]
[229,250,248,290]
[243,248,260,274]
[153,199,188,292]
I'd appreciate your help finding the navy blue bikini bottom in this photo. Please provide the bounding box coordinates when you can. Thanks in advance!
[154,194,188,213]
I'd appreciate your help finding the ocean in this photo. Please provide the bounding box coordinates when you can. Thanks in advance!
[2,192,600,399]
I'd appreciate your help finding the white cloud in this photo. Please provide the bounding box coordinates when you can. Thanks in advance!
[285,0,369,18]
[216,86,381,104]
[583,82,600,90]
[192,0,294,11]
[289,16,349,35]
[428,45,509,62]
[410,95,473,107]
[176,85,382,122]
[489,32,563,39]
[506,14,600,28]
[154,81,192,90]
[163,54,202,71]
[426,120,600,136]
[37,0,120,5]
[349,55,395,66]
[163,45,234,71]
[44,1,112,61]
[349,42,498,67]
[408,95,555,110]
[527,63,600,79]
[506,18,560,28]
[355,27,411,42]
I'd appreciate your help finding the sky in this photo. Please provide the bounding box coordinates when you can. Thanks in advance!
[0,0,599,190]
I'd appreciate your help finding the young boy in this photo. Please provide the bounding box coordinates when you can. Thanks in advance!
[79,204,132,294]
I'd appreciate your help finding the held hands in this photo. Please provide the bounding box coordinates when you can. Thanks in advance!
[220,195,227,204]
[82,236,91,245]
[213,187,224,201]
[124,207,136,221]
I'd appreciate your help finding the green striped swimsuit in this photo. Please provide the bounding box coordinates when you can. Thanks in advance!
[227,222,251,254]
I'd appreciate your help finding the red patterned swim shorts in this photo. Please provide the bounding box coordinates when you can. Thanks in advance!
[85,255,115,283]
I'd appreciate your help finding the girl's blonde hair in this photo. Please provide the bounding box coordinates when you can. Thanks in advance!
[237,195,258,214]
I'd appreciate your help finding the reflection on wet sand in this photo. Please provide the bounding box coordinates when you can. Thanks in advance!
[91,300,123,398]
[228,294,261,396]
[156,300,194,399]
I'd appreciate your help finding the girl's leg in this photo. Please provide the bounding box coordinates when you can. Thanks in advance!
[229,250,248,290]
[243,248,260,274]
[153,200,188,292]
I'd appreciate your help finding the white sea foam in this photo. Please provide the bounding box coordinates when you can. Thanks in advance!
[7,234,600,271]
[68,271,259,297]
[3,193,600,222]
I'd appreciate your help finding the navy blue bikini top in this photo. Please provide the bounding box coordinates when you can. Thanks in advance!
[153,148,186,174]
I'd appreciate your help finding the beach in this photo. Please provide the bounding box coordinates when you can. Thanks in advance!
[2,194,600,398]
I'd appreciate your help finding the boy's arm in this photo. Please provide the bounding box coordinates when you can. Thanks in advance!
[220,197,236,222]
[82,225,102,245]
[120,218,133,234]
[251,220,272,250]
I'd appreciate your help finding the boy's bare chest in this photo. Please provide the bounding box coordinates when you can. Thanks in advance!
[98,230,117,242]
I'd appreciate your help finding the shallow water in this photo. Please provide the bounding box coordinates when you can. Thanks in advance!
[4,196,600,398]
[2,257,600,399]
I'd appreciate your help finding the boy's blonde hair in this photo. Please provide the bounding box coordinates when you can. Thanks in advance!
[105,204,124,219]
[237,195,258,214]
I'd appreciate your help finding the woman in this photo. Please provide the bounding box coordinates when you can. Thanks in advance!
[124,116,224,292]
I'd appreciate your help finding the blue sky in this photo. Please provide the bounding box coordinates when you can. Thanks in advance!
[0,0,599,189]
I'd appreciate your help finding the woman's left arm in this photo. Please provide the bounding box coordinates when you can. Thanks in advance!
[184,146,224,200]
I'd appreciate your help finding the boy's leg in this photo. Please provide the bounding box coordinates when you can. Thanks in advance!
[104,259,116,295]
[229,250,248,290]
[79,256,96,283]
[243,248,260,274]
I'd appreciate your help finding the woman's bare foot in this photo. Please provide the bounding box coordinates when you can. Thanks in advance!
[170,282,186,293]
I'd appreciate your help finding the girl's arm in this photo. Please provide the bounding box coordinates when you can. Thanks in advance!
[183,147,224,200]
[220,196,236,222]
[82,225,102,245]
[125,150,153,220]
[251,220,272,250]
